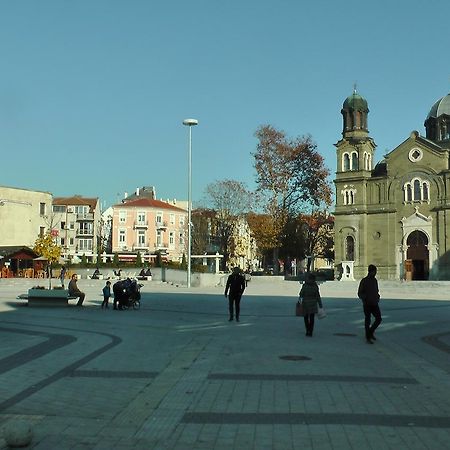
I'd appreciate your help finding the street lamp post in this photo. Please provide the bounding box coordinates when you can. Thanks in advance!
[182,118,198,288]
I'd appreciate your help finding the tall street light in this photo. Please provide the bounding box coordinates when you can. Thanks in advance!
[182,118,198,288]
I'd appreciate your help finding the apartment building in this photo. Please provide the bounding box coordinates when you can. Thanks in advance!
[111,197,187,262]
[52,196,101,263]
[0,185,53,247]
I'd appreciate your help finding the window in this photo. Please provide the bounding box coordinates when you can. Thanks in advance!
[179,232,185,245]
[156,212,163,224]
[39,203,46,216]
[78,239,92,251]
[61,238,65,246]
[39,226,45,237]
[79,222,92,235]
[343,153,350,171]
[403,177,430,203]
[75,205,88,214]
[170,214,175,225]
[169,231,175,248]
[61,221,65,230]
[137,212,146,224]
[69,222,75,230]
[69,238,74,246]
[156,230,162,246]
[137,230,146,245]
[119,211,127,223]
[345,236,355,261]
[179,215,185,226]
[119,229,126,244]
[53,205,65,213]
[341,186,356,205]
[351,152,358,170]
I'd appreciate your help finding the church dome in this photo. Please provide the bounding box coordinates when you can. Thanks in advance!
[343,91,368,111]
[427,93,450,118]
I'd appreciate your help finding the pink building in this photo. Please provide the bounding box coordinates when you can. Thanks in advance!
[111,198,187,262]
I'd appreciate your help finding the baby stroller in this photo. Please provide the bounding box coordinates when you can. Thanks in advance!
[113,278,142,310]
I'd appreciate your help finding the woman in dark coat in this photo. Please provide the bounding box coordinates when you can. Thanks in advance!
[299,273,323,337]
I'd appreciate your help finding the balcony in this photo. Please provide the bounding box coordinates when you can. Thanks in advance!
[133,221,148,229]
[154,242,168,250]
[76,213,94,221]
[133,243,150,251]
[155,220,168,230]
[76,229,94,236]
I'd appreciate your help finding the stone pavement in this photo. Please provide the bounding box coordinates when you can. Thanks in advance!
[0,277,449,449]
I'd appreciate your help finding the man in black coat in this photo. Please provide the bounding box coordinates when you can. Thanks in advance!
[358,264,382,344]
[224,267,246,322]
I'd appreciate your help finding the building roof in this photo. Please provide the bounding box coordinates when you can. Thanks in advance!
[53,196,98,210]
[427,93,450,118]
[342,90,369,111]
[0,246,38,259]
[114,197,186,212]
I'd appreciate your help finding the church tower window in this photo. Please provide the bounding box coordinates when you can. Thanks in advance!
[351,152,358,170]
[345,236,355,261]
[343,153,350,171]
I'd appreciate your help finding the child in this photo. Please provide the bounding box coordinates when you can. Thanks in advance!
[102,281,111,309]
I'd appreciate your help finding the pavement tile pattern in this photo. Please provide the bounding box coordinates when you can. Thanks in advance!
[0,278,449,449]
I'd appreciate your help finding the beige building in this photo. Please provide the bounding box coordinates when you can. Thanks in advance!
[334,89,450,280]
[52,196,101,263]
[111,197,187,262]
[0,185,53,247]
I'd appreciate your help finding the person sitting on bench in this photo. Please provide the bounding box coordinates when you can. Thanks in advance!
[68,274,86,306]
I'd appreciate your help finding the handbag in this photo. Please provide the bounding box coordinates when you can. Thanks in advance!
[296,299,304,317]
[317,307,327,319]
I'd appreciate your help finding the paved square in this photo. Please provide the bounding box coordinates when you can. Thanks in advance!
[0,277,449,449]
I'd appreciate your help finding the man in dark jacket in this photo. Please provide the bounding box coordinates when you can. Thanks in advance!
[358,264,382,344]
[225,267,246,322]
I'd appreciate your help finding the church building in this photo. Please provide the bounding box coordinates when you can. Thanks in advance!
[334,89,450,280]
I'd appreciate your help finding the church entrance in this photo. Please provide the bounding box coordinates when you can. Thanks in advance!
[406,230,429,280]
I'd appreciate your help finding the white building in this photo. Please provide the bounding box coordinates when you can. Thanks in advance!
[0,185,53,247]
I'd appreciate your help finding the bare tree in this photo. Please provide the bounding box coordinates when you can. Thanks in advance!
[204,180,253,270]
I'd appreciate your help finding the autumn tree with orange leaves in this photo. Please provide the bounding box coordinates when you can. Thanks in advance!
[253,125,332,272]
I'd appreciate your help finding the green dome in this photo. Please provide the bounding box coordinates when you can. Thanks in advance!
[343,91,368,111]
[427,93,450,118]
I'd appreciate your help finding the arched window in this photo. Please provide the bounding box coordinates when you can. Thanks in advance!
[345,236,355,261]
[368,154,372,170]
[351,152,358,171]
[341,188,356,205]
[423,183,429,201]
[404,177,430,203]
[413,180,421,201]
[343,153,350,171]
[406,184,412,202]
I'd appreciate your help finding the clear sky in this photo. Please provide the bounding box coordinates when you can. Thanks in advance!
[1,0,449,210]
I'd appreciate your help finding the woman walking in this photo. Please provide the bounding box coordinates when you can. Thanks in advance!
[299,273,323,337]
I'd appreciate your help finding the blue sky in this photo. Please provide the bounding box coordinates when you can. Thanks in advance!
[1,0,449,209]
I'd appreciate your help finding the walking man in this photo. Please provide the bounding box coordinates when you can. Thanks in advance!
[225,267,246,322]
[358,264,382,344]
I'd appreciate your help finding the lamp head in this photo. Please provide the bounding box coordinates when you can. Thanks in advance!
[183,118,198,126]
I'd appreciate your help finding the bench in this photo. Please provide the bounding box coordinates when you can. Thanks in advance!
[18,289,79,307]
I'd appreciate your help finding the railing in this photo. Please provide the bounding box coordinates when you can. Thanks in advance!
[155,221,168,228]
[76,229,94,236]
[133,221,148,228]
[76,213,94,221]
[133,244,150,251]
[154,242,168,249]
